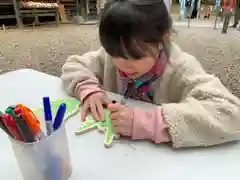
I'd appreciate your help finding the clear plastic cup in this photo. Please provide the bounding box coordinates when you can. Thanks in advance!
[10,123,72,180]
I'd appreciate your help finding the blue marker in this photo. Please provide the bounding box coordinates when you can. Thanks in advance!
[53,103,66,131]
[43,97,53,136]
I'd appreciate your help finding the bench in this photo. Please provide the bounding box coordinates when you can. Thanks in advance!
[14,0,60,27]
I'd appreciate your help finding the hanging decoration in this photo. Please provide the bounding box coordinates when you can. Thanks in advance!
[179,0,201,20]
[179,0,186,20]
[215,0,221,10]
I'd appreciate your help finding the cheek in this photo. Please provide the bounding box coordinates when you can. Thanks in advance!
[112,57,155,74]
[112,58,124,68]
[137,58,155,73]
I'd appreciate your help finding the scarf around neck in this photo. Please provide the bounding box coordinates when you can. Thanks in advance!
[118,50,167,103]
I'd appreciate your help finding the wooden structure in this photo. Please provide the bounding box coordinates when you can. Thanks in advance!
[59,0,76,18]
[0,0,17,23]
[18,0,59,27]
[0,0,103,27]
[60,0,100,21]
[0,0,59,27]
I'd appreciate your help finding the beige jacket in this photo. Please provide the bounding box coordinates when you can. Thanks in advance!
[61,43,240,148]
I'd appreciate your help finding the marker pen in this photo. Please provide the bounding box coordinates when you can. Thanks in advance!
[15,114,36,142]
[0,115,14,138]
[53,103,66,131]
[43,97,53,136]
[2,114,24,141]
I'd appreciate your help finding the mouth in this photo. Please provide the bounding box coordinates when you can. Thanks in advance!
[125,72,138,76]
[125,72,140,79]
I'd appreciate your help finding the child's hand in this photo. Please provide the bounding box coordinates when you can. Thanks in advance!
[82,92,109,121]
[108,102,134,137]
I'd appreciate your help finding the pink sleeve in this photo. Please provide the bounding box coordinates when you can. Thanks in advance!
[132,107,171,143]
[74,79,105,102]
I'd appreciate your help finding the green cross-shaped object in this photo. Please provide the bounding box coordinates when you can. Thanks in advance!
[33,98,119,148]
[75,109,120,148]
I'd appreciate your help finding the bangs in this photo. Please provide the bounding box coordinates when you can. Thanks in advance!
[99,0,163,59]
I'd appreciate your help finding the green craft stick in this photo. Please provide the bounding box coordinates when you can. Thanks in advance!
[33,98,119,148]
[75,120,101,135]
[75,109,119,148]
[102,110,118,147]
[104,129,115,148]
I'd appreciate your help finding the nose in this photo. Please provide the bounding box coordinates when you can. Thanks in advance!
[123,61,135,70]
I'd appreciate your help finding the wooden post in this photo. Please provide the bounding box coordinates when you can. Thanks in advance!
[58,3,66,21]
[213,8,220,29]
[188,17,190,28]
[2,24,6,32]
[33,9,40,25]
[56,7,60,26]
[80,0,88,21]
[96,0,100,15]
[12,0,23,28]
[213,16,218,29]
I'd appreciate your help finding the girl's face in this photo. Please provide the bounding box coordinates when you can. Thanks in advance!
[112,44,160,79]
[112,56,156,79]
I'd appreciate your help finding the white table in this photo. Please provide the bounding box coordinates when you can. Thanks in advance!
[0,69,240,180]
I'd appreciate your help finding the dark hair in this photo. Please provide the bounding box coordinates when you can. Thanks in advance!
[99,0,172,60]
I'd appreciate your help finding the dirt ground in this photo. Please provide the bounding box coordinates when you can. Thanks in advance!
[0,24,240,98]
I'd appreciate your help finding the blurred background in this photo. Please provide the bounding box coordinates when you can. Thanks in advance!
[0,0,239,98]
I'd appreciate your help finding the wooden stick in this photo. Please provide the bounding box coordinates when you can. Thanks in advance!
[2,24,5,32]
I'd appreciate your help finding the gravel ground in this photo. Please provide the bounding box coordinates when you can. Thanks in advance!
[0,23,240,98]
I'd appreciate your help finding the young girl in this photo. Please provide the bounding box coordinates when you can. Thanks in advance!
[61,0,240,148]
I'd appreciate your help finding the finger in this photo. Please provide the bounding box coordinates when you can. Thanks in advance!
[119,111,127,119]
[112,121,117,126]
[108,103,122,112]
[90,103,100,121]
[112,122,119,127]
[102,96,111,105]
[113,125,127,135]
[110,112,118,120]
[81,103,89,121]
[113,126,121,133]
[96,100,105,121]
[111,118,120,126]
[101,97,111,109]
